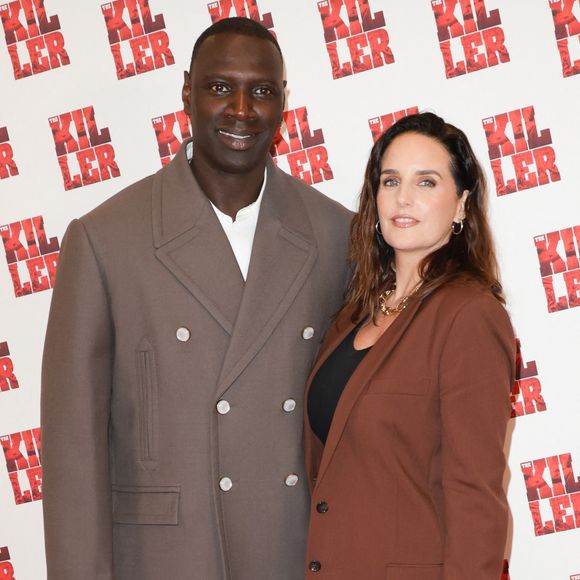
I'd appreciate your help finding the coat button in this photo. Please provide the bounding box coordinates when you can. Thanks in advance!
[219,477,233,492]
[316,501,329,513]
[176,327,190,342]
[302,326,315,340]
[285,473,299,487]
[216,400,231,415]
[282,398,296,412]
[309,560,321,572]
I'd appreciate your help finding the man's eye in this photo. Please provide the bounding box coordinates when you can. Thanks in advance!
[254,86,273,96]
[209,83,229,94]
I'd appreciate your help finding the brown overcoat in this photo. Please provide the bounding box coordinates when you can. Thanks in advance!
[304,284,515,580]
[41,140,352,580]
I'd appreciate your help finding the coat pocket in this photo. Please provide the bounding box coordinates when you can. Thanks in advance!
[112,485,180,525]
[136,339,158,467]
[385,563,443,580]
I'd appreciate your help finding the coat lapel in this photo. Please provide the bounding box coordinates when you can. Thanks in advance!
[152,140,244,335]
[310,298,424,489]
[215,158,318,396]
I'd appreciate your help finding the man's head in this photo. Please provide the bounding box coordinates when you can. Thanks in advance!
[183,18,286,177]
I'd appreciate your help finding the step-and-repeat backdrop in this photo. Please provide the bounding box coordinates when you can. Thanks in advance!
[0,0,579,578]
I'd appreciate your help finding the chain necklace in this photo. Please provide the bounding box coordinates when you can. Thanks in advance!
[378,283,422,316]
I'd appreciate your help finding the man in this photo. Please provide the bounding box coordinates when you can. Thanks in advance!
[41,17,351,580]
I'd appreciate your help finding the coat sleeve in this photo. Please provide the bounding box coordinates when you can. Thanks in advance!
[438,294,515,580]
[41,218,115,579]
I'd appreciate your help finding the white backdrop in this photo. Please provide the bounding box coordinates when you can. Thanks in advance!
[1,0,579,578]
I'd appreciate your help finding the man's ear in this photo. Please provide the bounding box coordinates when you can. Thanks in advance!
[182,70,191,113]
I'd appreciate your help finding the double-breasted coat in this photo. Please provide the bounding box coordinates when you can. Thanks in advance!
[41,141,352,580]
[303,284,515,580]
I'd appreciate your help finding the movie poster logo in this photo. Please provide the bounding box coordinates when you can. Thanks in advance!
[572,574,580,580]
[0,126,18,180]
[549,0,580,77]
[317,0,394,80]
[534,224,580,312]
[482,105,560,196]
[0,547,15,579]
[271,106,334,185]
[0,341,20,393]
[0,428,41,505]
[101,0,174,80]
[430,0,510,78]
[511,339,547,418]
[521,451,580,536]
[368,106,419,143]
[207,0,274,31]
[501,559,510,580]
[0,215,60,298]
[152,111,191,166]
[49,106,120,191]
[0,0,70,80]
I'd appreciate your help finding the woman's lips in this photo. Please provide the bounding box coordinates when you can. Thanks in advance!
[391,216,419,228]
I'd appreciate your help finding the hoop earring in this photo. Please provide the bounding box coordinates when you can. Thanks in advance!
[451,220,464,235]
[375,220,383,237]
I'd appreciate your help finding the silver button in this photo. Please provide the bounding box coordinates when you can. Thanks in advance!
[285,473,299,487]
[302,326,315,340]
[176,327,190,342]
[216,400,231,415]
[282,398,296,413]
[219,477,233,492]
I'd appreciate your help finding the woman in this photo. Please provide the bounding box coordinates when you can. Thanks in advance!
[304,112,515,580]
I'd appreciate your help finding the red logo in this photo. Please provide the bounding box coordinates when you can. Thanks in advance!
[271,106,333,185]
[101,0,174,79]
[430,0,510,78]
[521,451,580,536]
[0,215,60,298]
[549,0,580,77]
[500,559,510,580]
[0,0,70,79]
[571,574,580,580]
[0,547,15,580]
[317,0,394,80]
[482,105,560,196]
[510,339,547,418]
[368,106,419,143]
[207,0,274,31]
[152,111,191,167]
[0,341,20,393]
[0,126,18,180]
[49,106,120,191]
[534,225,580,313]
[0,428,42,505]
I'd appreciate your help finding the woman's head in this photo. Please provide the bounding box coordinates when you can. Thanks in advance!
[347,112,503,319]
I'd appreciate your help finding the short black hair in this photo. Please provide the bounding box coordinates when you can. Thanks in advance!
[189,17,283,72]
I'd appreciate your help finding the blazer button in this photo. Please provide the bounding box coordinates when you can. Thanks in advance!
[302,326,315,340]
[216,400,231,415]
[285,473,299,487]
[176,327,190,342]
[309,560,321,572]
[316,501,329,513]
[282,398,296,412]
[219,477,233,492]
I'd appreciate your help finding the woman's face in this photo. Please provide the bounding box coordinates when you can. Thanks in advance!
[376,132,468,265]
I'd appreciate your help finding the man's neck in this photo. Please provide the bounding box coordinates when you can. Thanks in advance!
[190,157,266,220]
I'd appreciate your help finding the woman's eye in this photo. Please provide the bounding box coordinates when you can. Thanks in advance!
[419,179,436,187]
[383,178,398,187]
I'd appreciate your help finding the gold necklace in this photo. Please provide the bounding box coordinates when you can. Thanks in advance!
[378,283,422,316]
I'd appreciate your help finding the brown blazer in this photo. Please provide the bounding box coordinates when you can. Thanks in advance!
[41,140,352,580]
[303,284,515,580]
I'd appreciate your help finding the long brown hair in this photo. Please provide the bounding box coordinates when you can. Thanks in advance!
[345,112,504,321]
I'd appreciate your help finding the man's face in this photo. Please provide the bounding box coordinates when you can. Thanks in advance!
[183,33,285,176]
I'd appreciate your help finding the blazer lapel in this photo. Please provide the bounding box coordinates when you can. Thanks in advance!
[312,298,424,489]
[215,158,318,396]
[152,140,244,335]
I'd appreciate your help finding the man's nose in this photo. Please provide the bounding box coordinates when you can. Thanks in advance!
[226,90,255,120]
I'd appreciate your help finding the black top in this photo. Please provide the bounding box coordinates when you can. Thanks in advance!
[307,320,370,444]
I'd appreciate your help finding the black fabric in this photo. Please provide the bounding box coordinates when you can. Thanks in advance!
[307,320,370,444]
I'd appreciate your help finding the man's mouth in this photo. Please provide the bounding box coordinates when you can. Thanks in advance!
[217,129,261,150]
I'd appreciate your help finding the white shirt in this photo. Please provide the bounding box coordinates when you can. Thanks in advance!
[186,142,266,280]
